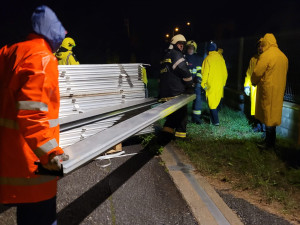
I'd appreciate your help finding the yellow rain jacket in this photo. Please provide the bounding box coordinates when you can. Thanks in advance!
[201,51,228,109]
[55,49,79,65]
[244,55,258,115]
[251,33,288,126]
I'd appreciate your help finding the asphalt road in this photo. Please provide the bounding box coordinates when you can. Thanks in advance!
[0,141,294,225]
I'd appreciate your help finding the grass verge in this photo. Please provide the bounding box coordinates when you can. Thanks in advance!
[173,102,300,218]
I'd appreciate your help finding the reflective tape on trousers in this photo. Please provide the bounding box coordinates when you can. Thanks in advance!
[0,118,19,129]
[34,138,58,158]
[17,101,48,112]
[193,110,201,115]
[175,132,186,138]
[0,176,56,186]
[172,58,185,70]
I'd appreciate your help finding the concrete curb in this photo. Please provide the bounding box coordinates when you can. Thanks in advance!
[160,142,243,225]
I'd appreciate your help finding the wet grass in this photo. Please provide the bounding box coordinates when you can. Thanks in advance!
[174,102,300,215]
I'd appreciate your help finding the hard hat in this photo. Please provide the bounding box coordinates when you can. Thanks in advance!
[61,37,76,50]
[207,41,217,52]
[171,34,186,45]
[186,40,197,52]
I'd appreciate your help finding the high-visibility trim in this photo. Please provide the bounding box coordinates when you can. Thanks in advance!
[175,132,186,138]
[17,101,48,112]
[172,58,185,70]
[193,110,201,115]
[0,176,56,186]
[196,73,202,78]
[34,138,58,158]
[191,71,197,74]
[49,118,59,128]
[0,118,19,129]
[160,68,168,74]
[196,66,202,70]
[183,77,192,82]
[162,126,175,134]
[162,58,172,64]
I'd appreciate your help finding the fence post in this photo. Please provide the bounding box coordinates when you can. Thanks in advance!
[237,37,245,112]
[237,37,244,91]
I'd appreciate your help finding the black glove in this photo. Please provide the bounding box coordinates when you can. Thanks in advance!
[184,82,195,94]
[193,76,199,84]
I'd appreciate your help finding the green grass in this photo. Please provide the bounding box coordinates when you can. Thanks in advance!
[173,102,300,214]
[145,78,300,214]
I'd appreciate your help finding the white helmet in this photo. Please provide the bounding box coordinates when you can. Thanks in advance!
[171,34,186,45]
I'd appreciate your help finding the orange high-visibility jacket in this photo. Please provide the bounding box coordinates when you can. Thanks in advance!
[0,34,64,204]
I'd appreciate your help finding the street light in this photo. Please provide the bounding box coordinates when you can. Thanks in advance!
[187,22,191,26]
[166,34,170,38]
[173,27,179,36]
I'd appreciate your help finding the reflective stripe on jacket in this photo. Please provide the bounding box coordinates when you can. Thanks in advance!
[159,48,192,99]
[0,33,64,204]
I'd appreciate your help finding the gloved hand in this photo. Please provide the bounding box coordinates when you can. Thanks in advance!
[244,86,250,96]
[184,83,195,94]
[42,153,69,171]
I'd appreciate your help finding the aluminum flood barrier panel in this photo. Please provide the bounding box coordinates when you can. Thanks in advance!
[62,94,196,174]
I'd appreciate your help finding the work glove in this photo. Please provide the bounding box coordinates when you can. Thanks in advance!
[42,153,69,171]
[193,76,199,84]
[184,82,195,94]
[244,86,250,96]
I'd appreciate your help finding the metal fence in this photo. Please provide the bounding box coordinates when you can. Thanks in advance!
[197,31,300,104]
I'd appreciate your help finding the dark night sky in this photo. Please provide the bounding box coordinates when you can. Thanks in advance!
[1,1,300,69]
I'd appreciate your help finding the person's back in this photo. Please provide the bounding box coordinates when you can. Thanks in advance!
[202,51,227,106]
[0,5,68,224]
[159,48,187,99]
[55,37,79,65]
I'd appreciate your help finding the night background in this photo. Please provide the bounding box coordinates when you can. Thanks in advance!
[1,1,300,78]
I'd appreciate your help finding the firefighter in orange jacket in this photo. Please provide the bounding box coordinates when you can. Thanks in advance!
[0,5,68,224]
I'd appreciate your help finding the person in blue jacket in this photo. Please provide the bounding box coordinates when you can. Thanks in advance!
[185,40,204,124]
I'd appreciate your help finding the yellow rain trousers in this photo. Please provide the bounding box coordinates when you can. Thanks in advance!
[251,33,288,126]
[201,51,228,109]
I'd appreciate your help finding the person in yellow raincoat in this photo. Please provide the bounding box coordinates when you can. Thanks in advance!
[244,38,265,133]
[54,37,80,65]
[251,33,288,149]
[201,41,228,126]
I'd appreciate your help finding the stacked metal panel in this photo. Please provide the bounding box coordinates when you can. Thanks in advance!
[58,64,153,148]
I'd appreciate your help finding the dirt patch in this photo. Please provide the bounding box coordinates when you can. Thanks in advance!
[203,173,300,225]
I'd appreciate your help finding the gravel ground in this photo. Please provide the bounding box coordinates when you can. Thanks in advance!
[217,190,293,225]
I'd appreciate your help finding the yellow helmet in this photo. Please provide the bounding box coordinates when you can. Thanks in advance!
[171,34,186,45]
[61,37,76,50]
[186,40,197,52]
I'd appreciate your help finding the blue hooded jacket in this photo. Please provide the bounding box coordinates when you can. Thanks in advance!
[31,5,66,52]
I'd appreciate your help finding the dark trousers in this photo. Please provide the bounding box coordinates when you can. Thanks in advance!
[16,196,57,225]
[210,109,219,125]
[164,105,188,133]
[265,126,276,147]
[192,83,202,122]
[158,105,188,145]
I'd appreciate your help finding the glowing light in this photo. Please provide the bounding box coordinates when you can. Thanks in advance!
[175,27,179,32]
[166,34,170,38]
[187,22,191,26]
